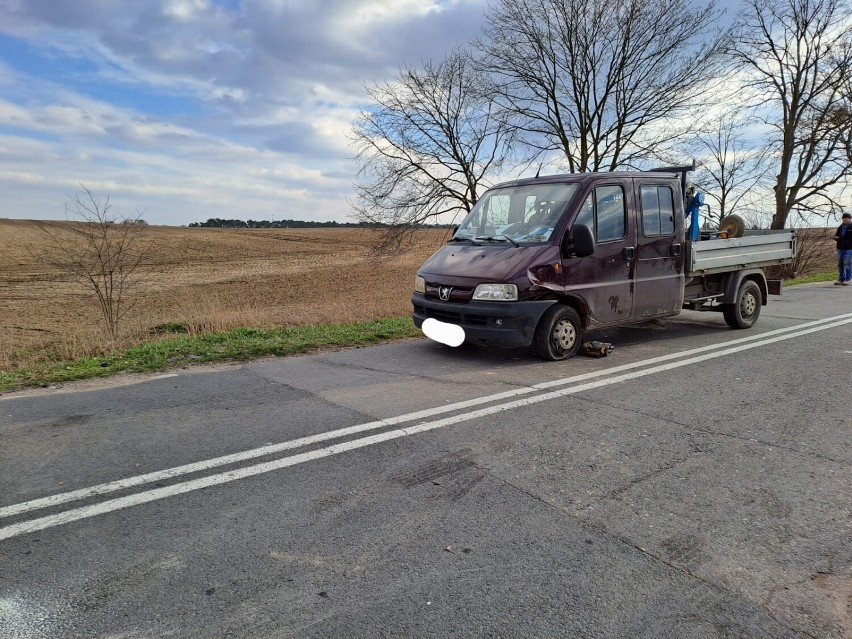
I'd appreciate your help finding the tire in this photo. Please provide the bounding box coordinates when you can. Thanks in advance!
[534,305,583,360]
[719,214,746,238]
[723,280,762,329]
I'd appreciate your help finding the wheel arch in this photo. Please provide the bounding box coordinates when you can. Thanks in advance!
[538,293,591,329]
[723,269,768,306]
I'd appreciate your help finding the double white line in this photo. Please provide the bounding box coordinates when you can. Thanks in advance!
[3,312,852,541]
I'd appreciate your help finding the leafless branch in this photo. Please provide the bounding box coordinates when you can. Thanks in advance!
[686,103,775,226]
[33,186,152,341]
[476,0,728,172]
[349,49,514,252]
[729,0,852,228]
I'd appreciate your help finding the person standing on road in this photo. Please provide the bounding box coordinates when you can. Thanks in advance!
[835,212,852,285]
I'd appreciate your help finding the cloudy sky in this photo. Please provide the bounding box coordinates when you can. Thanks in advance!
[0,0,490,225]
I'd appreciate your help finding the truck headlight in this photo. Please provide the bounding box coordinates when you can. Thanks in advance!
[473,283,518,301]
[414,275,426,294]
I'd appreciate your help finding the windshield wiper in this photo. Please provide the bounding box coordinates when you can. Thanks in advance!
[475,234,520,247]
[448,235,481,244]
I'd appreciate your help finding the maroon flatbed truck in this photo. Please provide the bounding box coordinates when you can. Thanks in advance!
[412,169,796,360]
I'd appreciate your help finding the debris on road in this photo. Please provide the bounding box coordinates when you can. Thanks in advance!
[580,341,614,358]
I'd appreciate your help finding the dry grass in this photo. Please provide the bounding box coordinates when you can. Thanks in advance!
[765,227,838,280]
[0,220,451,371]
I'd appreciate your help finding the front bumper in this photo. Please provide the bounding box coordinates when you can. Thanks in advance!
[412,293,556,348]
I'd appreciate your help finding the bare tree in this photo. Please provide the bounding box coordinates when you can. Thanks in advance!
[351,49,513,252]
[730,0,852,229]
[477,0,727,172]
[767,222,834,278]
[689,106,773,226]
[35,186,151,340]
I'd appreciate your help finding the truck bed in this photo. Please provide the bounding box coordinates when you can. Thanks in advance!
[686,230,796,276]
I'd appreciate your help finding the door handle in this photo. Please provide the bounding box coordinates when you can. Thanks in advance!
[623,247,635,261]
[670,243,681,256]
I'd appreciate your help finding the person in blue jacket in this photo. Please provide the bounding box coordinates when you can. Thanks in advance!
[834,212,852,285]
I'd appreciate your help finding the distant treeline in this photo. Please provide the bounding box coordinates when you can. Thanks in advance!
[189,218,454,229]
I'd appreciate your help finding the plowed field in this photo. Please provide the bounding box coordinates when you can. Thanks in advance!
[0,220,449,370]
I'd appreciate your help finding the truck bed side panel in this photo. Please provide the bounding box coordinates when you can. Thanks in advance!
[687,232,795,276]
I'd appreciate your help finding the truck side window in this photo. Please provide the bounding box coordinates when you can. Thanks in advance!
[595,185,626,242]
[640,185,675,236]
[576,194,595,239]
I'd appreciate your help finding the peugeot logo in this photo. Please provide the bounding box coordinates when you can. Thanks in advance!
[439,286,453,301]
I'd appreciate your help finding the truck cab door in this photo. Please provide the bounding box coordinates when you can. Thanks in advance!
[562,183,635,325]
[633,181,685,317]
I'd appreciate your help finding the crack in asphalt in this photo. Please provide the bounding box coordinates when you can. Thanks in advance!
[311,354,530,390]
[759,572,850,639]
[603,453,699,501]
[247,371,382,427]
[577,397,851,468]
[471,462,820,639]
[692,428,850,468]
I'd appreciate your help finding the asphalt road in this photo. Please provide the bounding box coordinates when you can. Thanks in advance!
[1,283,851,638]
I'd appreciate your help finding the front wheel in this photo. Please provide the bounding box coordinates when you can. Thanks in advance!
[534,305,583,360]
[723,280,762,329]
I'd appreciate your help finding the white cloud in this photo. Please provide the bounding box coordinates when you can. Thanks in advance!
[163,0,211,21]
[0,0,489,223]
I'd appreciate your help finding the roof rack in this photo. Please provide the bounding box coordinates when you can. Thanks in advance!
[649,160,696,196]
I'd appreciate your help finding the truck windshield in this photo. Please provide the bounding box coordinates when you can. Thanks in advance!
[453,183,579,244]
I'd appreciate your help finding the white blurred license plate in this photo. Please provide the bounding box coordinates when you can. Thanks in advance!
[421,318,465,347]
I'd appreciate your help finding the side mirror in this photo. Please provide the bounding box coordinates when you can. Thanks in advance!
[571,224,595,257]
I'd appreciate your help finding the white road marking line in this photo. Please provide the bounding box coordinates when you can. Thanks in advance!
[2,311,851,521]
[1,315,850,541]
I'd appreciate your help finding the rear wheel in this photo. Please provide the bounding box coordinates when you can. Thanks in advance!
[723,280,762,329]
[534,305,583,360]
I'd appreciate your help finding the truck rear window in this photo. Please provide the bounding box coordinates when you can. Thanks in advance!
[640,185,675,236]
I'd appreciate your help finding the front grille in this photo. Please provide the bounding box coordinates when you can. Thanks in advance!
[425,282,474,303]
